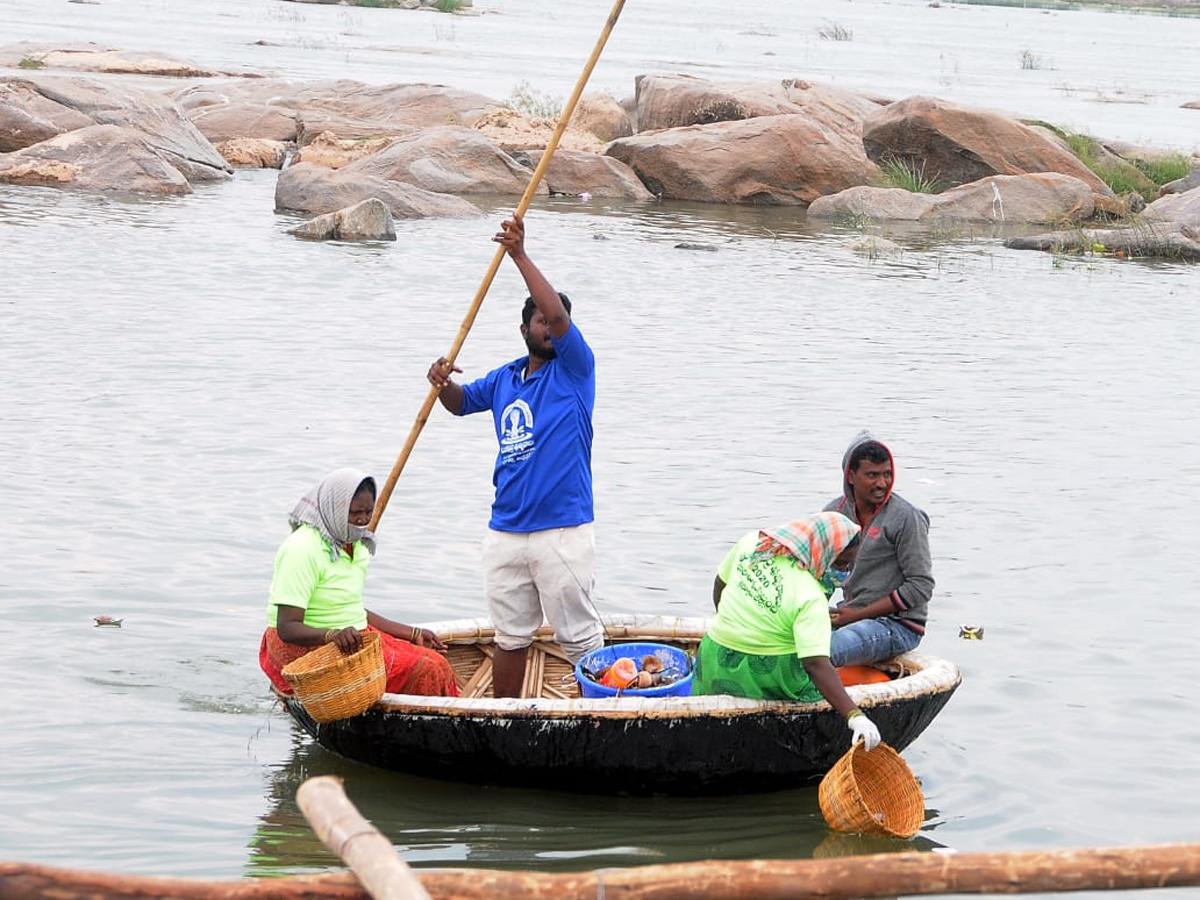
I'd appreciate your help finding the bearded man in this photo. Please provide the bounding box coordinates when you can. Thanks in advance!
[428,212,604,697]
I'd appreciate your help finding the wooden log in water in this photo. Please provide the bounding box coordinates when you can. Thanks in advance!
[296,777,430,900]
[5,844,1200,900]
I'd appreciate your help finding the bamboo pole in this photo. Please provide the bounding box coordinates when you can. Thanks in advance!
[6,844,1200,900]
[295,776,431,900]
[369,0,629,532]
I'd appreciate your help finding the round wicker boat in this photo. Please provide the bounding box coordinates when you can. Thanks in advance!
[274,614,961,796]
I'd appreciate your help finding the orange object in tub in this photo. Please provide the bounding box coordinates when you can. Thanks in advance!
[837,665,892,687]
[600,657,638,688]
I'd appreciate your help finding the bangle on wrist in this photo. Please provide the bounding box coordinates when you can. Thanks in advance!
[409,630,418,644]
[846,707,863,722]
[324,629,335,644]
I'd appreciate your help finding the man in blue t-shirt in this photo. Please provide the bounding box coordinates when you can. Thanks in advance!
[428,213,604,697]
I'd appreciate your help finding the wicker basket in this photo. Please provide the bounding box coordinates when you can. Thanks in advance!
[818,741,925,839]
[281,630,386,723]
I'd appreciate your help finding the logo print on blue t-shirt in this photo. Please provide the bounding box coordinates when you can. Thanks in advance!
[499,399,535,464]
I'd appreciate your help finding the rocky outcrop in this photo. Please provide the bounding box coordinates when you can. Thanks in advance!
[0,79,92,151]
[1159,167,1200,196]
[290,198,396,242]
[1006,222,1200,260]
[808,173,1095,224]
[633,73,882,139]
[340,126,541,196]
[275,161,480,218]
[293,132,398,169]
[606,114,878,204]
[2,75,231,183]
[0,123,191,194]
[215,138,288,169]
[0,42,225,77]
[863,96,1115,201]
[569,91,633,142]
[471,108,602,153]
[509,149,654,200]
[1142,187,1200,226]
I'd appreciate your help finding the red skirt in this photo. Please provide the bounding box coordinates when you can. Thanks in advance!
[259,626,460,697]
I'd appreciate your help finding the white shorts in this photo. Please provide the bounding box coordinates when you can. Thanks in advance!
[483,523,604,662]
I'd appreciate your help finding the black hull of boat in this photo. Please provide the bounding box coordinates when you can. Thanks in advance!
[280,685,956,795]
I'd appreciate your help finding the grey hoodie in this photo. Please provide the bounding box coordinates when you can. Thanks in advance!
[822,430,933,634]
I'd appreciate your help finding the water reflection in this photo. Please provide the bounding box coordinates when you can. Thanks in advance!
[248,730,948,877]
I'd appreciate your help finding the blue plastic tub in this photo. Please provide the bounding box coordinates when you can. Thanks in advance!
[575,642,693,698]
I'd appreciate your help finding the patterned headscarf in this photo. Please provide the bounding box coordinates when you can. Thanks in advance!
[752,512,860,579]
[288,467,377,561]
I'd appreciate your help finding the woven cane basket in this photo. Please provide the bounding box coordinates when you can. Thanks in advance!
[281,630,385,723]
[818,741,925,839]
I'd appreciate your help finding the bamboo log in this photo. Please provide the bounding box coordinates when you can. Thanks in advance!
[295,777,431,900]
[5,844,1200,900]
[368,0,628,533]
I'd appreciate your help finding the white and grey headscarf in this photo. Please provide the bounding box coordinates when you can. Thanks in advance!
[288,467,378,561]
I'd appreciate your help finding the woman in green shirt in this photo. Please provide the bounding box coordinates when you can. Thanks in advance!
[693,511,880,750]
[259,467,459,697]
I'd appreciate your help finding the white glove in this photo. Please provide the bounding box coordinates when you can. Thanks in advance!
[848,711,881,751]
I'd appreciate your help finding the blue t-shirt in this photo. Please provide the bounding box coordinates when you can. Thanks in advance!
[458,320,595,532]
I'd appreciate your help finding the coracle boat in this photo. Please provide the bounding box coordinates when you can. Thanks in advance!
[275,614,961,796]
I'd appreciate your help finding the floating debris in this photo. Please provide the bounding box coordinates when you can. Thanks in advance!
[958,624,984,640]
[94,615,123,627]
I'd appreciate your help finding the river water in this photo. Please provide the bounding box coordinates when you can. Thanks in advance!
[2,0,1200,894]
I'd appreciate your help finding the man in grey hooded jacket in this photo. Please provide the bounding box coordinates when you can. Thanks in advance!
[822,431,933,667]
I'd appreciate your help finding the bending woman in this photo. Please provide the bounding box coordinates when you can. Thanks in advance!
[259,468,460,697]
[693,511,880,750]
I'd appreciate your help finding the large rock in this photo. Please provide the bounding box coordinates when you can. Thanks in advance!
[171,79,504,145]
[1142,189,1200,226]
[0,123,191,194]
[569,91,633,142]
[633,73,883,142]
[275,161,481,218]
[1160,167,1200,196]
[1006,222,1200,260]
[509,149,654,200]
[0,80,93,151]
[863,96,1114,200]
[808,173,1095,224]
[290,198,396,242]
[2,75,230,183]
[471,108,602,153]
[0,42,222,77]
[605,114,878,205]
[215,138,288,169]
[293,132,398,169]
[341,126,540,196]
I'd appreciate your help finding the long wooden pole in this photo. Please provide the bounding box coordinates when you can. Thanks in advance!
[369,0,629,532]
[296,776,431,900]
[6,844,1200,900]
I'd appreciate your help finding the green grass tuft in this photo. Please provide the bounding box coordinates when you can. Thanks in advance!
[1134,154,1194,187]
[18,56,43,69]
[878,157,943,194]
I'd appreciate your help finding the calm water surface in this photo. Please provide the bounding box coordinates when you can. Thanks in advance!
[2,0,1199,894]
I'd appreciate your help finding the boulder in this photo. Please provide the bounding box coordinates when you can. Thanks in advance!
[0,123,191,194]
[0,79,93,151]
[605,114,878,205]
[341,126,540,196]
[1005,222,1200,260]
[863,96,1114,200]
[1160,167,1200,196]
[1142,189,1200,226]
[809,173,1094,224]
[290,198,396,242]
[0,41,221,77]
[509,149,653,200]
[295,109,417,147]
[633,73,881,139]
[569,91,633,142]
[215,138,288,169]
[275,161,481,219]
[3,75,231,183]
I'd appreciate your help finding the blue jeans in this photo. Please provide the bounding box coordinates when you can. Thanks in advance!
[830,617,921,667]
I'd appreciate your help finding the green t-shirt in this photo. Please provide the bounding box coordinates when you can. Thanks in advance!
[266,525,370,630]
[706,530,832,659]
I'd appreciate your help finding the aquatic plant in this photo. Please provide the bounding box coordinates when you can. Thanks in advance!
[1019,49,1046,70]
[817,20,854,41]
[878,157,943,194]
